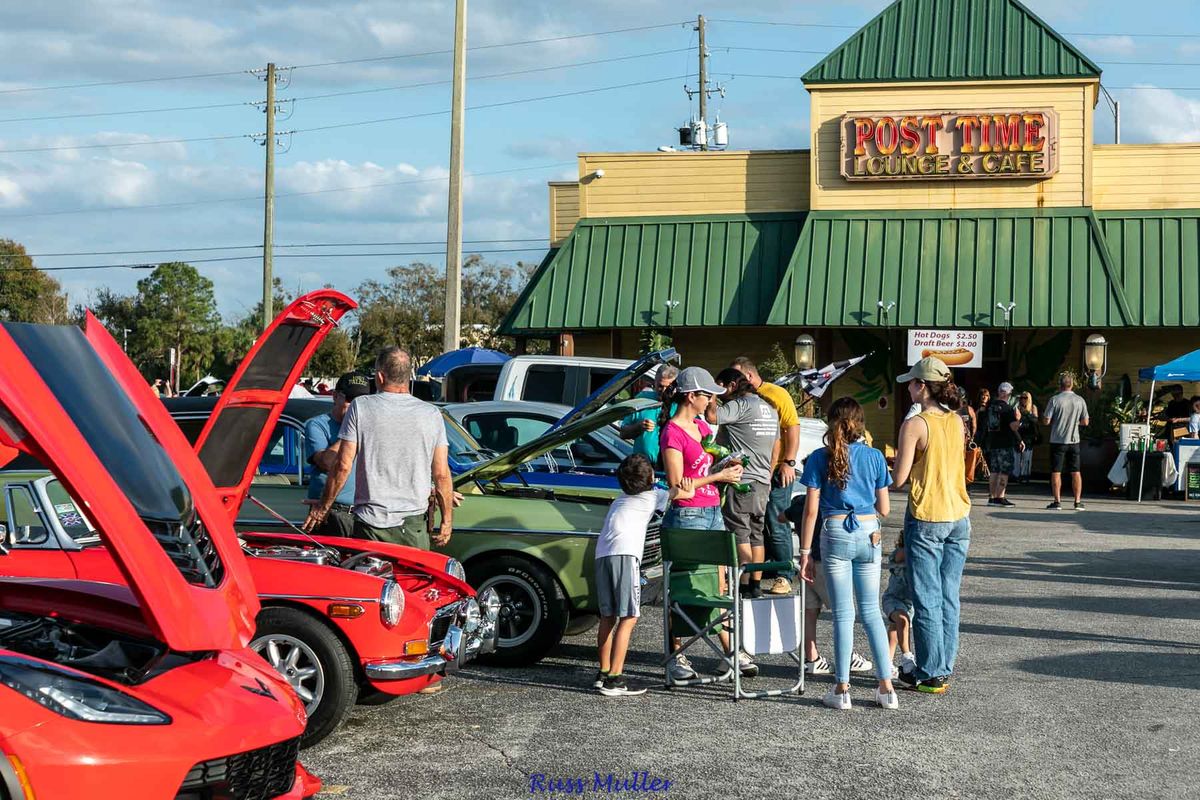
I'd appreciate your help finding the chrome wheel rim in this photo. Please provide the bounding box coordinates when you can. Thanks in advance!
[477,575,542,648]
[250,633,325,714]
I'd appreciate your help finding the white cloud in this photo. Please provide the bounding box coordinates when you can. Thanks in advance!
[1076,35,1136,57]
[1116,86,1200,143]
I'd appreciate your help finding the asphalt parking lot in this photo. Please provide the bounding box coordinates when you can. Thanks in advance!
[306,489,1200,800]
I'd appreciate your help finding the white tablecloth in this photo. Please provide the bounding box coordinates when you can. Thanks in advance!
[1107,450,1177,488]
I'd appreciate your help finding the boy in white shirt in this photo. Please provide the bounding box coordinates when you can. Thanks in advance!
[594,454,692,696]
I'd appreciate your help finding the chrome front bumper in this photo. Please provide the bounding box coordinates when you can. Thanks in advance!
[363,590,499,681]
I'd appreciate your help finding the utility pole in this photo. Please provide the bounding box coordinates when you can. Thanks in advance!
[261,62,277,334]
[696,14,708,151]
[443,0,467,354]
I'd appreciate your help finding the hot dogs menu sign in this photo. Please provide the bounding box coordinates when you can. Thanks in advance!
[841,110,1058,181]
[907,329,982,369]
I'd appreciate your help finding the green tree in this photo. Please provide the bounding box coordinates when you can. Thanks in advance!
[132,262,222,386]
[309,328,357,378]
[0,239,69,323]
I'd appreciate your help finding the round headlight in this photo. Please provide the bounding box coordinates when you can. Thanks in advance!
[445,558,467,582]
[380,580,403,627]
[462,598,482,633]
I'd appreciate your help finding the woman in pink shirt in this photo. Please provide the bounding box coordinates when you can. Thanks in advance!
[658,366,748,681]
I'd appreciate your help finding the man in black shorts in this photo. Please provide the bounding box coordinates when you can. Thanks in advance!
[1043,373,1090,510]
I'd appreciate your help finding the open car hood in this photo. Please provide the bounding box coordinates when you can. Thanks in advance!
[549,349,677,431]
[0,317,261,652]
[193,291,356,522]
[454,398,656,488]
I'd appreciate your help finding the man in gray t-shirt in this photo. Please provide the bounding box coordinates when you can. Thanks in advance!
[1041,373,1090,510]
[306,346,453,549]
[714,394,780,485]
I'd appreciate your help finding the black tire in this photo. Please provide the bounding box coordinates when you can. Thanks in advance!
[469,555,568,666]
[251,606,357,748]
[564,613,599,637]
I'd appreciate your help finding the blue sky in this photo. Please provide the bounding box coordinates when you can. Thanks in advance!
[2,0,1198,319]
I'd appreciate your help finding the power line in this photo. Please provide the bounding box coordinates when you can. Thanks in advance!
[0,21,691,97]
[12,238,547,258]
[285,75,690,136]
[285,48,693,103]
[0,99,263,126]
[711,17,1200,38]
[0,131,253,155]
[286,21,692,70]
[0,161,575,219]
[7,247,549,272]
[0,48,692,127]
[0,73,687,155]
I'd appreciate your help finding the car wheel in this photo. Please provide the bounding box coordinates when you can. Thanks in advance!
[251,607,356,748]
[470,555,568,666]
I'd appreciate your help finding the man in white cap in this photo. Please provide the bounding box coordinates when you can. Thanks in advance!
[980,381,1023,507]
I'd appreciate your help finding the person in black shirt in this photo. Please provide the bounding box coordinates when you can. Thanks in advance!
[982,382,1024,506]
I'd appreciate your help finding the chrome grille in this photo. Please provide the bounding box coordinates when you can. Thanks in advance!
[176,736,298,800]
[428,602,459,648]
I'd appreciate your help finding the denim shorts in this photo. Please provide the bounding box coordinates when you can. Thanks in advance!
[663,504,723,531]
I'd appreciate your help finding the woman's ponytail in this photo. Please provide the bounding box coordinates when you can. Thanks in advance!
[824,397,865,489]
[658,383,682,431]
[927,378,962,411]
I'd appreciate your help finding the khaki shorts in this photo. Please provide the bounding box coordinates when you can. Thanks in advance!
[721,482,769,547]
[804,560,830,611]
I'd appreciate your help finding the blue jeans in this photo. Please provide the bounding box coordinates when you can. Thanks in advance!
[763,478,795,578]
[903,512,971,681]
[820,517,892,684]
[663,504,723,531]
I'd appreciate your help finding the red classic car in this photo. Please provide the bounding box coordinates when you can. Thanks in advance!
[0,315,320,799]
[0,292,498,747]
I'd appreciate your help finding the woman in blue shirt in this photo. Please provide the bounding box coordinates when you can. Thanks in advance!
[799,397,897,711]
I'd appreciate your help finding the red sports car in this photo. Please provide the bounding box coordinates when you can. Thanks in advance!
[0,315,320,798]
[0,292,498,746]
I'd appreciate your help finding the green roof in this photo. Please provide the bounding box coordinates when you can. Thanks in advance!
[500,214,804,334]
[1095,211,1200,327]
[802,0,1101,85]
[765,209,1134,328]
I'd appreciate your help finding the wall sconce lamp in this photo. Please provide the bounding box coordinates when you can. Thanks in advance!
[793,334,816,371]
[1083,333,1108,390]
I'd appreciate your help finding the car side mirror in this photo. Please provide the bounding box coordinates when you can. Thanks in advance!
[573,441,606,464]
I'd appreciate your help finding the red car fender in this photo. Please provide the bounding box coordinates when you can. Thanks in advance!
[245,558,441,664]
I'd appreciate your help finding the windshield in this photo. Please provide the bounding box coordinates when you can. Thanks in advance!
[3,323,193,525]
[442,412,489,463]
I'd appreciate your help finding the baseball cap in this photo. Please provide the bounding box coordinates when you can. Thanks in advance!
[998,381,1014,394]
[896,356,952,384]
[674,366,726,396]
[334,371,371,400]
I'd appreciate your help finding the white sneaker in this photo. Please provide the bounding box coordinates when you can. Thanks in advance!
[890,664,899,680]
[668,654,697,682]
[875,687,899,710]
[898,652,917,672]
[849,652,874,674]
[822,687,852,710]
[804,656,832,675]
[738,651,759,678]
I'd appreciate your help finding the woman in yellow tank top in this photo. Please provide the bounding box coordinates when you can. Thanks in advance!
[891,357,972,695]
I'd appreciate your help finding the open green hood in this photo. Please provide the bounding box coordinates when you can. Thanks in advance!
[453,398,657,488]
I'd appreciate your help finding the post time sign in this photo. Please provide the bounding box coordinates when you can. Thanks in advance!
[840,109,1058,181]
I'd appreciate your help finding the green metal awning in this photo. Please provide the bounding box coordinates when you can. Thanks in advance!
[500,214,804,335]
[766,209,1134,328]
[802,0,1101,85]
[1095,212,1200,328]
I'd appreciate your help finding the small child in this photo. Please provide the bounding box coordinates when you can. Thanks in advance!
[594,454,692,697]
[1188,396,1200,437]
[881,531,916,678]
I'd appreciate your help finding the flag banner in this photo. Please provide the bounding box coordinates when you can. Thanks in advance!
[775,353,871,398]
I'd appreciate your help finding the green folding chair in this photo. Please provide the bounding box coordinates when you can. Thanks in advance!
[660,527,805,700]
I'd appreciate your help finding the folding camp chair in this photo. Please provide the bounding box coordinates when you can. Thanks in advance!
[660,527,805,700]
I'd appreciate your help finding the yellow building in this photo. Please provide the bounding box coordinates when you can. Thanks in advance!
[502,0,1200,452]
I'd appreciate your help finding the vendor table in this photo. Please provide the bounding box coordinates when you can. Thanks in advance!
[1108,450,1177,500]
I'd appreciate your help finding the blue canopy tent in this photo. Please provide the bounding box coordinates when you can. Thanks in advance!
[416,347,510,379]
[1134,348,1200,501]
